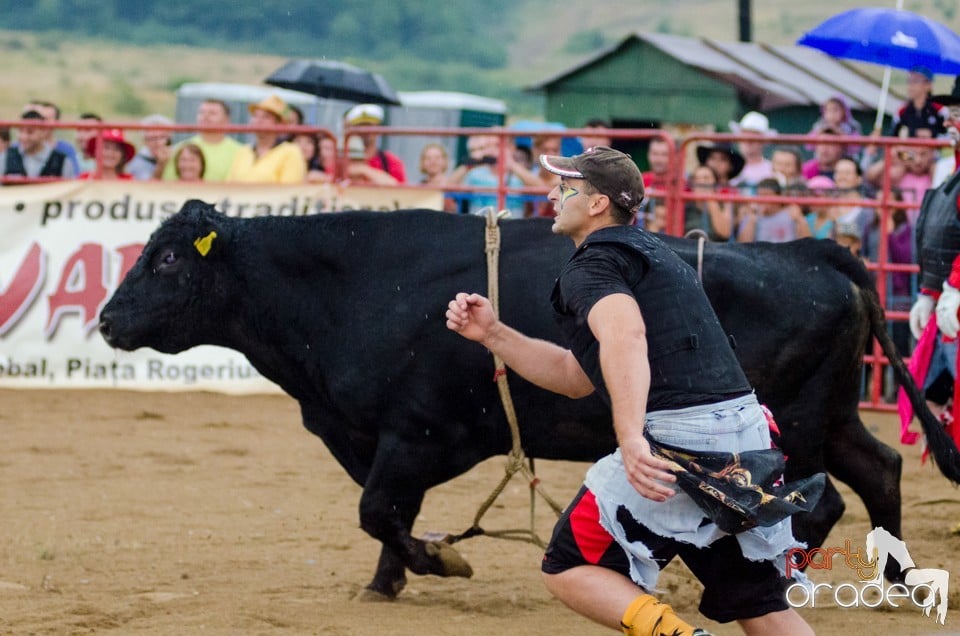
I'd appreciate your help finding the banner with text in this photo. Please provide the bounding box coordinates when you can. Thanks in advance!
[0,180,443,393]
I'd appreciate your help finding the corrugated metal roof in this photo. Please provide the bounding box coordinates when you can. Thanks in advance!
[529,32,905,116]
[640,32,808,111]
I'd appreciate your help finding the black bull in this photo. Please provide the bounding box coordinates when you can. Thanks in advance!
[99,200,960,598]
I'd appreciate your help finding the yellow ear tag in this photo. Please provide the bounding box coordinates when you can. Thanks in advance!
[193,231,217,257]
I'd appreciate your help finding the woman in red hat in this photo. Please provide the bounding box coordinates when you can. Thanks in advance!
[79,128,136,180]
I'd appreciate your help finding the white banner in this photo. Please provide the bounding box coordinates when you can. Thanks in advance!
[0,181,443,393]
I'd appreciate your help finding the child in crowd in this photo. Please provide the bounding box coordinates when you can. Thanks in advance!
[810,96,863,138]
[736,177,811,243]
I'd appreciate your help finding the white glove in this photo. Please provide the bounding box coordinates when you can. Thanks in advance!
[948,126,960,145]
[910,294,935,340]
[936,282,960,338]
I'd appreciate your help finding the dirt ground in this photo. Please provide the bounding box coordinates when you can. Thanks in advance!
[1,388,959,635]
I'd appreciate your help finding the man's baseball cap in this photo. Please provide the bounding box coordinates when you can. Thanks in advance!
[539,146,645,214]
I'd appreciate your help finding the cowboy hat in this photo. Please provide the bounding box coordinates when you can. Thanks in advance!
[696,143,746,179]
[933,75,960,106]
[247,94,288,121]
[729,111,777,136]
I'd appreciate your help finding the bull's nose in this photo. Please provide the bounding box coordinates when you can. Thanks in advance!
[98,315,113,342]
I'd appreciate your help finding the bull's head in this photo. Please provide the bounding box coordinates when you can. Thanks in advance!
[99,199,238,353]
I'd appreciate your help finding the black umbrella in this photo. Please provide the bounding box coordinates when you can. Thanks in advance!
[264,59,401,106]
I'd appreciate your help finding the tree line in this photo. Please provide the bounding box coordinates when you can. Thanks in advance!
[0,0,515,70]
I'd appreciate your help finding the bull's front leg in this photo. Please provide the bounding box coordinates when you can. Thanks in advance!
[364,544,408,600]
[357,446,473,599]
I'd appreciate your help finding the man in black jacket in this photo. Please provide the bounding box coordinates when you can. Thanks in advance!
[447,147,814,636]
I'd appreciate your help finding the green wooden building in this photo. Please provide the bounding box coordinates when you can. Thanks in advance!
[528,32,906,135]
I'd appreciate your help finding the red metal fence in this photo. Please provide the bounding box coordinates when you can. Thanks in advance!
[2,119,951,410]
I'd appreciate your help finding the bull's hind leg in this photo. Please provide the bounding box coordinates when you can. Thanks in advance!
[824,414,904,581]
[791,476,845,552]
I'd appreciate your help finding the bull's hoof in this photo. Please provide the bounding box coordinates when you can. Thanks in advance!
[357,586,398,602]
[359,572,406,601]
[425,541,473,578]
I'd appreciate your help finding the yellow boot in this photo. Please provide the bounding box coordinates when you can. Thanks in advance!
[620,594,713,636]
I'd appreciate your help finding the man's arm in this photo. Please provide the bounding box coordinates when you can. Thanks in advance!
[587,293,676,501]
[445,292,594,399]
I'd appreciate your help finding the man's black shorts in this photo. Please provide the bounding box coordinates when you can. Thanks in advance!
[541,486,791,623]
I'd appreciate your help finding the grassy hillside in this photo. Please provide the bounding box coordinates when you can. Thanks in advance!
[0,30,287,121]
[2,0,959,125]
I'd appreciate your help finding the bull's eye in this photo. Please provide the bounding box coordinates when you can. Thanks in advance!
[153,248,179,273]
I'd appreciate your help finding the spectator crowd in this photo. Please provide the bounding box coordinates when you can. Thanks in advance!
[2,68,958,273]
[5,67,960,408]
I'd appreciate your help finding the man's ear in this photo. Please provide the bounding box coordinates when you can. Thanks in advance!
[589,192,611,218]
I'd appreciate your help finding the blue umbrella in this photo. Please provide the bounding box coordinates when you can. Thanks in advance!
[798,6,960,130]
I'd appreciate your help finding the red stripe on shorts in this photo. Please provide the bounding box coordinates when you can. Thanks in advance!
[570,489,614,564]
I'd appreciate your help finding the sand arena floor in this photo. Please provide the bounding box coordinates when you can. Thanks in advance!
[1,388,958,635]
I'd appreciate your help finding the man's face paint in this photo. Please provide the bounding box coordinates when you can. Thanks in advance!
[558,181,580,211]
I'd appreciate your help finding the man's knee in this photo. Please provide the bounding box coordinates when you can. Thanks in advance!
[540,569,565,599]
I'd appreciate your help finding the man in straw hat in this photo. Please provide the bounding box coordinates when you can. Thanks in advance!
[446,146,818,636]
[227,94,305,183]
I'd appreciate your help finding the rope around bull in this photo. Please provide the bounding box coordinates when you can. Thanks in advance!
[446,209,565,549]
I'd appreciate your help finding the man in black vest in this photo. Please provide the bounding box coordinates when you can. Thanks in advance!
[2,110,75,181]
[446,147,813,636]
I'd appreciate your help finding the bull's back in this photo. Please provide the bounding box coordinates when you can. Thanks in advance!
[661,236,870,405]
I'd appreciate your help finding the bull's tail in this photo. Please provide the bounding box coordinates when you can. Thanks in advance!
[851,264,960,484]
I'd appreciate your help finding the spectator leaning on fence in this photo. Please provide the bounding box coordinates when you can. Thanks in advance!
[79,128,135,180]
[163,98,242,182]
[23,99,80,175]
[448,133,528,216]
[343,103,406,184]
[2,110,76,180]
[127,114,173,180]
[0,126,11,168]
[728,111,775,192]
[736,177,810,243]
[171,143,205,182]
[227,95,306,184]
[74,112,102,174]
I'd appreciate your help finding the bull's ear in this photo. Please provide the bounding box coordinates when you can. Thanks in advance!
[185,200,231,260]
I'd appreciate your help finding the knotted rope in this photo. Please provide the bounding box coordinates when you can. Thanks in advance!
[448,209,564,548]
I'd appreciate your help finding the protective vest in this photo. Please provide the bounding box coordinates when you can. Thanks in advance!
[916,169,960,291]
[551,225,750,411]
[4,146,66,178]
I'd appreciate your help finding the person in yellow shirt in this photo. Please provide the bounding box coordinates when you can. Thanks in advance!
[227,95,306,184]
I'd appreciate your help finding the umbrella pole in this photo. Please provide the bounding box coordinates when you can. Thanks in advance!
[874,65,893,133]
[872,0,904,133]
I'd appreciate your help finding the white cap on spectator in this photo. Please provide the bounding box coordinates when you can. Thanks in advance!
[729,111,777,135]
[345,104,384,126]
